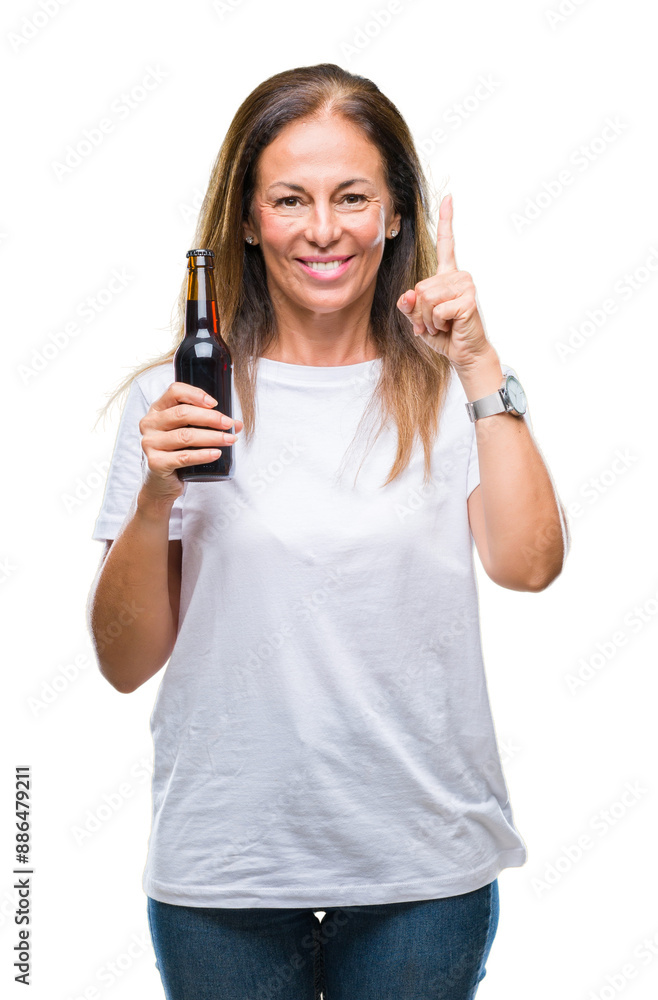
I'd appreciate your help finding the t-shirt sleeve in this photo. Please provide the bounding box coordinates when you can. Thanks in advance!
[466,428,481,500]
[91,377,183,542]
[466,363,534,499]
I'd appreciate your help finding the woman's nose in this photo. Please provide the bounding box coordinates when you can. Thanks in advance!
[304,206,342,247]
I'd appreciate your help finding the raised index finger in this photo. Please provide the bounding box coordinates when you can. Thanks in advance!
[436,193,457,274]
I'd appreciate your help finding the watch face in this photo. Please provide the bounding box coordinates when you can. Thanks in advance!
[505,376,527,414]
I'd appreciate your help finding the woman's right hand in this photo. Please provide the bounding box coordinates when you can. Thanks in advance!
[138,382,243,503]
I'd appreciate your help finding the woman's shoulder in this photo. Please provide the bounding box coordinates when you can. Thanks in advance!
[132,359,176,402]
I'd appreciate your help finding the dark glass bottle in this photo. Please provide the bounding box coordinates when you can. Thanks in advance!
[174,249,234,481]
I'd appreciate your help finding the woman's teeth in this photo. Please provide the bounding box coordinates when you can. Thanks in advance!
[304,259,348,271]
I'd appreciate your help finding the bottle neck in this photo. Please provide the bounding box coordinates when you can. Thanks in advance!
[185,266,218,336]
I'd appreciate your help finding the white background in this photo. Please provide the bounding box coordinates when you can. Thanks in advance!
[3,1,657,997]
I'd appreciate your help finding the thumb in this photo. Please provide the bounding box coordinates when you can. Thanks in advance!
[398,289,424,335]
[397,290,416,312]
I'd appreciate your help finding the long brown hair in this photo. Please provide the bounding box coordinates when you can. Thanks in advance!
[97,63,452,487]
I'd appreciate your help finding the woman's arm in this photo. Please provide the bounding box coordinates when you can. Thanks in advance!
[464,348,568,592]
[87,491,182,693]
[396,194,568,592]
[87,379,242,693]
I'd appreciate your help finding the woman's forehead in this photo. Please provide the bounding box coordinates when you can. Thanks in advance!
[255,119,385,188]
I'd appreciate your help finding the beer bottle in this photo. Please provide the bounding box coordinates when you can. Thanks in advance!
[174,249,234,482]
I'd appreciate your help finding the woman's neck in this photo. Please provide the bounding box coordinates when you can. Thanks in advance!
[261,302,379,366]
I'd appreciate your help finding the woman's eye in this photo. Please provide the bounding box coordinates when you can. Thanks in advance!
[274,194,366,207]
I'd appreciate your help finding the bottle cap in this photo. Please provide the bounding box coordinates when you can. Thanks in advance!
[186,249,215,258]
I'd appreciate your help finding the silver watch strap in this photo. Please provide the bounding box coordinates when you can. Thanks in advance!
[465,385,507,422]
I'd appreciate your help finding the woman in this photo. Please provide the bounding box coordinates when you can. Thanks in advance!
[88,63,568,1000]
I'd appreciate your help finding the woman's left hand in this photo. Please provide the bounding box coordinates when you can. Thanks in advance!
[397,194,492,369]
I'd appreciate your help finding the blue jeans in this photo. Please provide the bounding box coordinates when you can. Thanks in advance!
[146,878,499,999]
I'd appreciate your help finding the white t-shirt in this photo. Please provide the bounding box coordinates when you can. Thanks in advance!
[92,355,531,908]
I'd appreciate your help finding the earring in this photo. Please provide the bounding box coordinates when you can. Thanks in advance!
[246,236,255,244]
[390,230,398,238]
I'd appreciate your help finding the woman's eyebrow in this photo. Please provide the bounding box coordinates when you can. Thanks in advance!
[266,177,374,194]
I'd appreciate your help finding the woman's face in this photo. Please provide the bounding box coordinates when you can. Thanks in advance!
[243,114,401,318]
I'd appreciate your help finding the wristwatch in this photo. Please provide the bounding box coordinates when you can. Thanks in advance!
[465,373,527,422]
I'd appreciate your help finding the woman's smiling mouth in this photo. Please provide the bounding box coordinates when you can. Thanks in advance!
[296,255,355,278]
